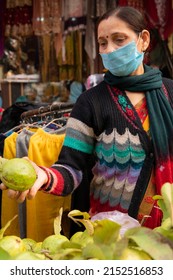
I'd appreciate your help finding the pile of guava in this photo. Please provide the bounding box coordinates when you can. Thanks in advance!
[0,180,173,260]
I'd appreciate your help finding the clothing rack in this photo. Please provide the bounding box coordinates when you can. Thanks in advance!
[20,102,74,122]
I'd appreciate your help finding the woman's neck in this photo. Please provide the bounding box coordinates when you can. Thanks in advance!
[125,91,145,106]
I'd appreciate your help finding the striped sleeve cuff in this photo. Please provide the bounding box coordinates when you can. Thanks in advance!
[39,166,64,195]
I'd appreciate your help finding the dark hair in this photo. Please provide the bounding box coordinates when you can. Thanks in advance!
[97,6,147,35]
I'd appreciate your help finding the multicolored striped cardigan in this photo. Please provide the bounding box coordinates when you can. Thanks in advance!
[40,78,173,225]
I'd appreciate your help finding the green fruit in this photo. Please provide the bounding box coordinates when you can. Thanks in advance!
[0,235,26,257]
[22,238,37,251]
[14,251,46,260]
[119,247,152,260]
[70,230,93,248]
[0,247,12,260]
[42,234,69,254]
[70,231,83,242]
[0,157,8,176]
[1,158,37,191]
[32,242,43,253]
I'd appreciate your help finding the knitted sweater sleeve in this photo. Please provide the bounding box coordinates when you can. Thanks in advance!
[39,90,97,196]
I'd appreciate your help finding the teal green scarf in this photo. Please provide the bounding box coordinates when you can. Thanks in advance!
[104,65,173,193]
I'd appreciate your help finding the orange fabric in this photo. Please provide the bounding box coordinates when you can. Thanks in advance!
[135,98,157,227]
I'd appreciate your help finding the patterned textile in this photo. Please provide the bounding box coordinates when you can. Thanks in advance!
[39,66,173,229]
[118,0,144,14]
[144,0,173,40]
[32,0,62,35]
[4,0,33,37]
[104,65,173,190]
[40,85,149,221]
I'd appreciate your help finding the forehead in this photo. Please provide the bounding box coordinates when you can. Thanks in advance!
[97,16,135,38]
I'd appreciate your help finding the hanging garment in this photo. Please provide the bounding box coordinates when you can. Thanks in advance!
[16,128,36,158]
[1,126,71,241]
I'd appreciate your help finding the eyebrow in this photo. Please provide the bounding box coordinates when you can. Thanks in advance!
[98,32,126,40]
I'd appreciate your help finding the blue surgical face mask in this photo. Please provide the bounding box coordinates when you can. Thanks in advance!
[100,40,144,76]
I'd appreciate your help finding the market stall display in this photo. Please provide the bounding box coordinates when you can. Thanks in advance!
[0,182,173,260]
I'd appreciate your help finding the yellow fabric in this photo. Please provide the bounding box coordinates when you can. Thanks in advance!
[3,132,18,159]
[27,128,71,241]
[28,128,65,167]
[2,128,72,241]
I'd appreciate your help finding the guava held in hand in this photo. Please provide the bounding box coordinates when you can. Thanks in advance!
[1,158,37,191]
[0,157,9,176]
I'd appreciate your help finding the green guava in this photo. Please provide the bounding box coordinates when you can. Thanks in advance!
[22,238,37,251]
[14,251,46,260]
[70,230,93,247]
[0,157,9,177]
[0,247,11,260]
[41,234,69,254]
[32,242,43,253]
[1,158,37,191]
[0,235,26,257]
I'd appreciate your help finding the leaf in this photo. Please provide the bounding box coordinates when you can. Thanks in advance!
[54,207,63,235]
[82,243,107,260]
[52,248,82,260]
[157,199,168,220]
[153,195,167,218]
[125,226,173,260]
[112,237,129,259]
[68,209,91,220]
[154,226,173,241]
[68,210,94,235]
[161,183,173,226]
[0,215,18,239]
[93,219,121,245]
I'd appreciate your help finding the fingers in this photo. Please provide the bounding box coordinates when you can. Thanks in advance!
[26,179,44,199]
[0,183,7,190]
[0,186,29,203]
[7,189,20,199]
[7,189,29,203]
[17,190,30,203]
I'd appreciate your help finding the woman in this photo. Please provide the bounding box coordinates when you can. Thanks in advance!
[1,6,173,229]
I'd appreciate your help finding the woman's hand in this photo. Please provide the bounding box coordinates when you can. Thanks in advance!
[0,157,48,203]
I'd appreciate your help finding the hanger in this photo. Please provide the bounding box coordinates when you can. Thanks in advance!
[42,116,68,130]
[4,123,27,136]
[20,102,74,122]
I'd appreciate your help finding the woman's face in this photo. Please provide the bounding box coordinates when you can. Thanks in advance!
[98,16,143,54]
[98,16,150,75]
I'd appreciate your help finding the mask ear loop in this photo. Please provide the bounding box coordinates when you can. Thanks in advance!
[136,32,146,53]
[136,32,142,46]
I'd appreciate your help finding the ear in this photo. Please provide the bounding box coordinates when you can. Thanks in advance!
[141,29,150,52]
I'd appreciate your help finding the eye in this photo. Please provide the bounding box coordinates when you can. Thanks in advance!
[112,34,127,46]
[98,40,107,49]
[115,38,125,43]
[100,42,107,47]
